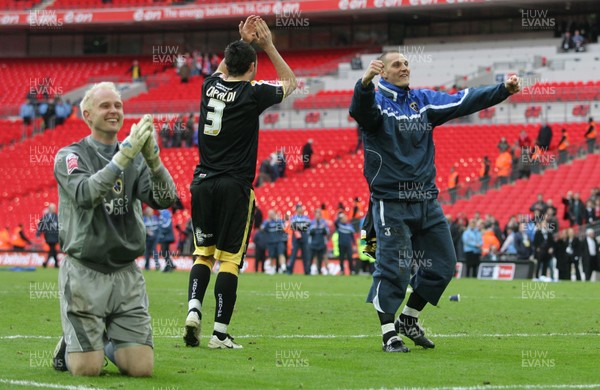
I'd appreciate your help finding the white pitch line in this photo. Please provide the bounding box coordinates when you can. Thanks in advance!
[420,385,600,390]
[3,332,600,341]
[0,379,107,390]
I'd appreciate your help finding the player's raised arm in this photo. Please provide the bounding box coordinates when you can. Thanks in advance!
[255,18,297,98]
[214,15,260,76]
[426,75,522,127]
[349,60,384,132]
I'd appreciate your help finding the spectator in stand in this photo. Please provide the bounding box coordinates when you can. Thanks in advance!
[252,228,267,273]
[546,198,558,215]
[584,200,596,225]
[159,119,171,148]
[514,222,533,260]
[589,187,600,204]
[276,148,286,178]
[495,148,512,187]
[12,223,31,251]
[530,194,548,214]
[262,210,287,274]
[143,207,160,271]
[536,122,553,151]
[0,226,11,250]
[269,153,280,181]
[172,114,184,147]
[20,99,35,125]
[562,191,574,225]
[561,31,575,52]
[565,228,583,281]
[573,30,586,52]
[497,137,509,152]
[256,157,274,187]
[534,221,555,280]
[571,193,586,226]
[201,53,211,77]
[595,198,600,221]
[210,53,221,72]
[351,197,365,220]
[504,215,518,238]
[127,60,142,82]
[37,203,60,268]
[462,219,482,277]
[335,213,356,275]
[545,207,560,234]
[500,226,517,256]
[582,228,598,281]
[254,207,263,230]
[555,230,569,280]
[584,117,596,153]
[180,60,191,83]
[55,97,72,126]
[518,129,532,148]
[481,222,500,259]
[302,139,314,169]
[287,205,311,275]
[350,53,363,70]
[479,156,490,193]
[557,128,569,164]
[39,98,56,130]
[448,167,459,204]
[184,113,195,147]
[309,209,330,275]
[320,203,331,222]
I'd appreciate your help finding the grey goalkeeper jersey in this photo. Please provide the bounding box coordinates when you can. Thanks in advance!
[54,135,177,273]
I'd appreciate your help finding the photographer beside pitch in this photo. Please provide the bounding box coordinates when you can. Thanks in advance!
[52,82,177,375]
[350,51,521,352]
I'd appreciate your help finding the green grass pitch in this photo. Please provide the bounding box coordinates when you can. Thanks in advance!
[1,268,599,389]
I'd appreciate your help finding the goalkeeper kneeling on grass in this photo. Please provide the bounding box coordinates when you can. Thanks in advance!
[52,82,177,375]
[350,51,521,352]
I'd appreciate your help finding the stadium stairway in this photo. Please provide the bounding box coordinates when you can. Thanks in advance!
[443,153,600,227]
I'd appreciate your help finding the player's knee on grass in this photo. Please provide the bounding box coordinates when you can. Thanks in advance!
[67,351,104,376]
[194,255,216,269]
[219,260,239,276]
[115,344,153,377]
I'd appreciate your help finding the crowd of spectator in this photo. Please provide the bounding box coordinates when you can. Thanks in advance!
[19,96,74,131]
[450,187,600,281]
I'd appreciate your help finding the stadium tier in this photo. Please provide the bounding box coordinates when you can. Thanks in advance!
[1,57,160,115]
[0,118,592,240]
[444,153,600,227]
[0,0,41,9]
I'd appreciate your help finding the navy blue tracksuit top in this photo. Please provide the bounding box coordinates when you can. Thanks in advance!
[349,78,511,201]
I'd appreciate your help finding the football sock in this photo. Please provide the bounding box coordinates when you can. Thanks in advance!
[213,271,238,336]
[213,322,228,340]
[377,311,396,343]
[188,263,211,319]
[405,291,428,313]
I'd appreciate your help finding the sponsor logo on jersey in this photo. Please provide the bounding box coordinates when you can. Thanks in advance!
[66,153,79,174]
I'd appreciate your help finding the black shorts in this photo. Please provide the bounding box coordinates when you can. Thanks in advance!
[190,176,255,264]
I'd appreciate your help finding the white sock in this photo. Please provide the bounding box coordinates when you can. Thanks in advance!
[188,299,201,313]
[401,306,421,319]
[381,323,395,336]
[214,322,228,334]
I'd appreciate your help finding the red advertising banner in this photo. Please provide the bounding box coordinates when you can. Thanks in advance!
[1,0,489,27]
